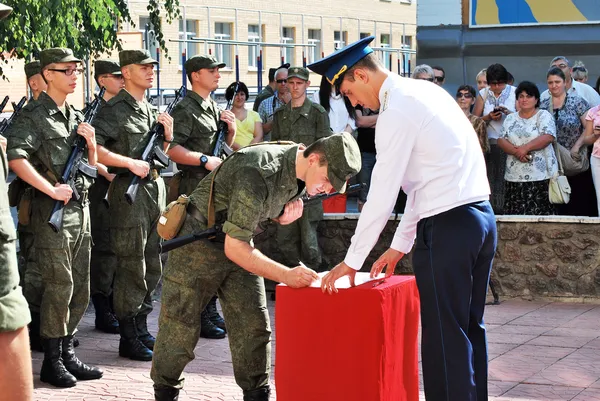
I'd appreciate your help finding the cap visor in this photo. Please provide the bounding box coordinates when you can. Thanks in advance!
[138,57,159,65]
[209,62,227,68]
[62,56,82,63]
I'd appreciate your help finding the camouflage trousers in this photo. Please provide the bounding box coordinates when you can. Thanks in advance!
[89,176,117,297]
[108,176,165,320]
[18,221,42,313]
[28,195,91,338]
[275,200,323,269]
[151,215,271,392]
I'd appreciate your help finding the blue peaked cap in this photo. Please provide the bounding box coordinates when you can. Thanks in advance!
[307,35,375,86]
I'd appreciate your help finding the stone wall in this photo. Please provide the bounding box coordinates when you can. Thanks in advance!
[255,214,600,299]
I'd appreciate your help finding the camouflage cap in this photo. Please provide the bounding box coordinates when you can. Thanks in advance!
[184,55,226,73]
[0,3,12,20]
[319,132,361,193]
[287,66,309,81]
[39,48,82,69]
[24,60,42,79]
[119,49,158,68]
[94,59,122,79]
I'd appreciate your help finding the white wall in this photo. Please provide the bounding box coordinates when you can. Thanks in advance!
[417,0,462,26]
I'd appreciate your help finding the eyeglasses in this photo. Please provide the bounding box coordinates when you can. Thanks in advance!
[416,77,434,82]
[48,68,84,76]
[456,93,473,99]
[276,79,287,84]
[434,76,444,82]
[488,81,506,86]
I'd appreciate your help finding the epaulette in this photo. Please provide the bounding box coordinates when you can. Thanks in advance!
[310,102,327,114]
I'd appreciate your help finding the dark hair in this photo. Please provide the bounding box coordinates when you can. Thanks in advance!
[456,84,476,99]
[432,66,445,78]
[268,68,277,82]
[515,81,541,107]
[336,53,382,92]
[303,139,328,166]
[486,63,509,84]
[507,72,514,85]
[546,66,566,81]
[596,76,600,95]
[318,76,332,113]
[225,81,249,102]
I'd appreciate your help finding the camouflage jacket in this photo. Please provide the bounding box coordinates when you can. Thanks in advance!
[271,96,331,145]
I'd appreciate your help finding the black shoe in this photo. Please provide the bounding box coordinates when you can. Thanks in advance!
[154,385,180,401]
[73,337,80,347]
[135,313,155,350]
[92,294,120,334]
[62,335,103,380]
[243,386,271,401]
[206,296,226,332]
[29,311,44,352]
[118,318,153,361]
[40,337,77,388]
[200,309,226,339]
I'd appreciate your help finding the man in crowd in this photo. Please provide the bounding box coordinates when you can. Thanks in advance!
[412,64,435,82]
[258,66,291,140]
[25,60,47,100]
[253,62,290,112]
[271,66,331,271]
[93,49,174,361]
[541,56,600,107]
[432,65,445,87]
[167,54,236,340]
[151,132,361,401]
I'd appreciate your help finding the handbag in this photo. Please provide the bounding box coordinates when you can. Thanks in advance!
[548,142,571,204]
[555,142,589,176]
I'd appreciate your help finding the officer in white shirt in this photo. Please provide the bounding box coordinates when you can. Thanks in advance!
[540,56,600,108]
[310,36,497,401]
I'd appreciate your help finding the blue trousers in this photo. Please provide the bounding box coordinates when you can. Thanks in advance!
[413,201,496,401]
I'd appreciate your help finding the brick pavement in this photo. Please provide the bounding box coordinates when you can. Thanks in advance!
[31,298,600,401]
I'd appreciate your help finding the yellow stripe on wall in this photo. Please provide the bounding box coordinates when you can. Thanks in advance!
[525,0,587,22]
[475,0,500,25]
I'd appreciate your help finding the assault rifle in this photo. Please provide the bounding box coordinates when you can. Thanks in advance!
[160,183,365,253]
[47,88,106,232]
[0,96,26,135]
[0,95,9,114]
[124,86,184,205]
[212,82,238,158]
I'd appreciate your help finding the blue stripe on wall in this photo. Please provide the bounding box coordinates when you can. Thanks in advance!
[496,0,537,24]
[572,0,600,20]
[471,0,478,25]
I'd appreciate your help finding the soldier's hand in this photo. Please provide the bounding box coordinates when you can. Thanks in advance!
[285,265,319,288]
[128,159,150,178]
[276,198,303,225]
[77,122,96,148]
[52,183,73,204]
[220,110,236,132]
[205,155,222,171]
[158,112,174,142]
[0,135,6,152]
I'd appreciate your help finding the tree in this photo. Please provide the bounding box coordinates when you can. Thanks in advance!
[0,0,181,76]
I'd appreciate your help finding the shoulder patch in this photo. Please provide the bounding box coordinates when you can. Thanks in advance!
[381,90,390,112]
[311,102,327,114]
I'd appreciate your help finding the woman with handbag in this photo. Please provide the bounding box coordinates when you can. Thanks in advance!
[540,67,597,216]
[498,81,558,215]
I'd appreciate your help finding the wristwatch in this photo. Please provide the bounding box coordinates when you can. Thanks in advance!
[199,154,209,168]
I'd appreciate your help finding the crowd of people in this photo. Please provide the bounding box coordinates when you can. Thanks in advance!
[415,58,600,216]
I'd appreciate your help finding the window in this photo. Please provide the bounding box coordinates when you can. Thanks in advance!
[402,36,413,49]
[360,32,371,39]
[380,33,391,69]
[179,19,198,60]
[248,24,260,68]
[334,31,348,50]
[307,29,321,64]
[139,17,158,59]
[281,27,295,64]
[215,22,232,68]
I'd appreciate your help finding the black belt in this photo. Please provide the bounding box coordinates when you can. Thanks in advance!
[187,202,207,225]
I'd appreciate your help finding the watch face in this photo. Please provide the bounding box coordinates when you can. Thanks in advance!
[200,155,209,164]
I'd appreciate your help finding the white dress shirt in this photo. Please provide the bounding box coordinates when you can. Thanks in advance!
[312,90,356,133]
[541,80,600,108]
[344,75,490,270]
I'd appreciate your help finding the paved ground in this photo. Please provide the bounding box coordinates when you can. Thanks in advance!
[31,297,600,401]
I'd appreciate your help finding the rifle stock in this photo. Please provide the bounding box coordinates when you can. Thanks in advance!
[0,96,26,135]
[160,226,219,253]
[0,95,9,113]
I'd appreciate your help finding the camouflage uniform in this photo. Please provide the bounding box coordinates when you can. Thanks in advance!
[6,92,92,339]
[271,70,331,269]
[93,88,165,322]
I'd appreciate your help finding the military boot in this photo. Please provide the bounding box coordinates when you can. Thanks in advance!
[134,313,155,350]
[200,309,226,339]
[92,294,119,334]
[243,386,271,401]
[206,296,226,332]
[154,385,180,401]
[40,337,77,388]
[62,335,103,380]
[29,311,43,352]
[118,317,153,361]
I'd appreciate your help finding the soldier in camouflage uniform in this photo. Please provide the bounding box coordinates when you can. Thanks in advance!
[271,66,332,270]
[93,49,173,361]
[89,59,124,334]
[0,4,33,399]
[167,55,235,340]
[7,47,103,388]
[151,132,361,401]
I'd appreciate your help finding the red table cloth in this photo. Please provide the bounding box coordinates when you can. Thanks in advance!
[275,274,420,401]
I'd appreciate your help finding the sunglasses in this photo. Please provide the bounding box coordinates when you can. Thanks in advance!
[48,68,84,76]
[572,66,587,73]
[434,76,444,82]
[417,77,434,82]
[456,92,473,99]
[276,79,287,84]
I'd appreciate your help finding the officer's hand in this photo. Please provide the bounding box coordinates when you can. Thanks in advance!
[276,199,303,225]
[77,122,96,149]
[205,155,222,171]
[370,248,404,279]
[220,110,236,132]
[158,112,174,142]
[321,262,356,294]
[52,183,73,204]
[0,135,6,152]
[128,159,150,178]
[285,265,319,288]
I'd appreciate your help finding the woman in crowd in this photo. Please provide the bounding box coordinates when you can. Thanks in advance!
[456,84,488,155]
[227,81,263,150]
[498,81,557,215]
[581,104,600,215]
[540,67,596,216]
[412,64,435,82]
[313,76,356,134]
[571,61,588,83]
[473,63,518,214]
[476,68,487,91]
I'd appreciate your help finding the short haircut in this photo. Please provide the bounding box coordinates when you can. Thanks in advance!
[274,67,288,81]
[547,66,566,81]
[225,81,249,101]
[550,56,569,67]
[268,68,277,82]
[507,72,514,84]
[412,64,435,79]
[486,63,509,84]
[432,66,445,77]
[456,84,476,99]
[303,139,328,166]
[336,53,382,91]
[515,81,541,107]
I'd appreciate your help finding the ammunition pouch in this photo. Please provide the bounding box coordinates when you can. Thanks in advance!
[17,188,33,226]
[157,194,190,240]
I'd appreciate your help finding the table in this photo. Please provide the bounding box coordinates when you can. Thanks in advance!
[275,274,420,401]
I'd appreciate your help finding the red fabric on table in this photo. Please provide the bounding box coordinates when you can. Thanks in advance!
[275,275,420,401]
